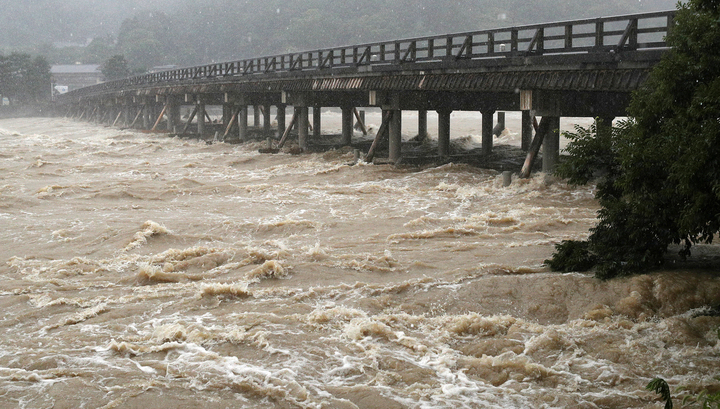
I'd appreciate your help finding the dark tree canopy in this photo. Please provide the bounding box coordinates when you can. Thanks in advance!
[547,0,720,279]
[101,55,130,80]
[0,53,51,106]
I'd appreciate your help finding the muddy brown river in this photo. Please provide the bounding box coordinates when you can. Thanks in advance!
[0,114,718,408]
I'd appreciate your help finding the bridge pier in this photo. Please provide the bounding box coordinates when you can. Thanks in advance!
[222,104,232,135]
[142,103,151,130]
[522,111,533,151]
[495,112,506,136]
[481,110,495,157]
[263,103,272,138]
[276,105,286,138]
[542,116,561,173]
[298,106,309,150]
[197,101,206,137]
[253,105,261,128]
[341,106,353,146]
[388,109,402,162]
[313,106,322,138]
[122,99,131,127]
[167,98,180,132]
[418,110,428,141]
[238,105,248,141]
[437,109,451,158]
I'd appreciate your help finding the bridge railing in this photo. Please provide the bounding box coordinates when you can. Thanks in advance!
[64,10,675,100]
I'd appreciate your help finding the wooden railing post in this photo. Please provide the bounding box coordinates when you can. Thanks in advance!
[595,20,605,49]
[564,25,573,49]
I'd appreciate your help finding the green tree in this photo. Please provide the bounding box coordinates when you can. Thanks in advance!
[101,55,130,80]
[116,11,176,71]
[84,35,116,64]
[0,53,50,106]
[547,0,720,279]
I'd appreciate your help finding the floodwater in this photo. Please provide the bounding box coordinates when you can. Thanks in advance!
[0,113,718,409]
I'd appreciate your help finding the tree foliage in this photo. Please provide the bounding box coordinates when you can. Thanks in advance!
[647,378,673,409]
[101,55,130,80]
[546,0,720,279]
[0,53,51,106]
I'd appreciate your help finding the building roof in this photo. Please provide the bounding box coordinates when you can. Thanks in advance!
[51,64,101,74]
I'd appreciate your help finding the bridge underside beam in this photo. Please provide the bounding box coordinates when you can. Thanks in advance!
[530,90,631,118]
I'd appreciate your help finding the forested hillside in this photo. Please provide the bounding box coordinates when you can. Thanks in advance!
[1,0,678,70]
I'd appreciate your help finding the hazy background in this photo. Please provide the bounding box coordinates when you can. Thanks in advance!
[0,0,680,70]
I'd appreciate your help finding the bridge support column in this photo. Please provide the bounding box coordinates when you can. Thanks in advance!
[298,106,309,150]
[495,112,505,136]
[223,105,232,132]
[313,106,322,138]
[341,106,353,146]
[238,105,248,141]
[522,110,533,151]
[263,103,272,138]
[197,102,206,137]
[389,110,402,163]
[142,104,151,130]
[542,116,561,173]
[167,98,180,132]
[123,104,131,127]
[482,110,495,156]
[276,105,286,138]
[253,105,261,128]
[418,110,428,141]
[437,109,451,157]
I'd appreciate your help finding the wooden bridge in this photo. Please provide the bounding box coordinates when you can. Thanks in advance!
[57,10,676,173]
